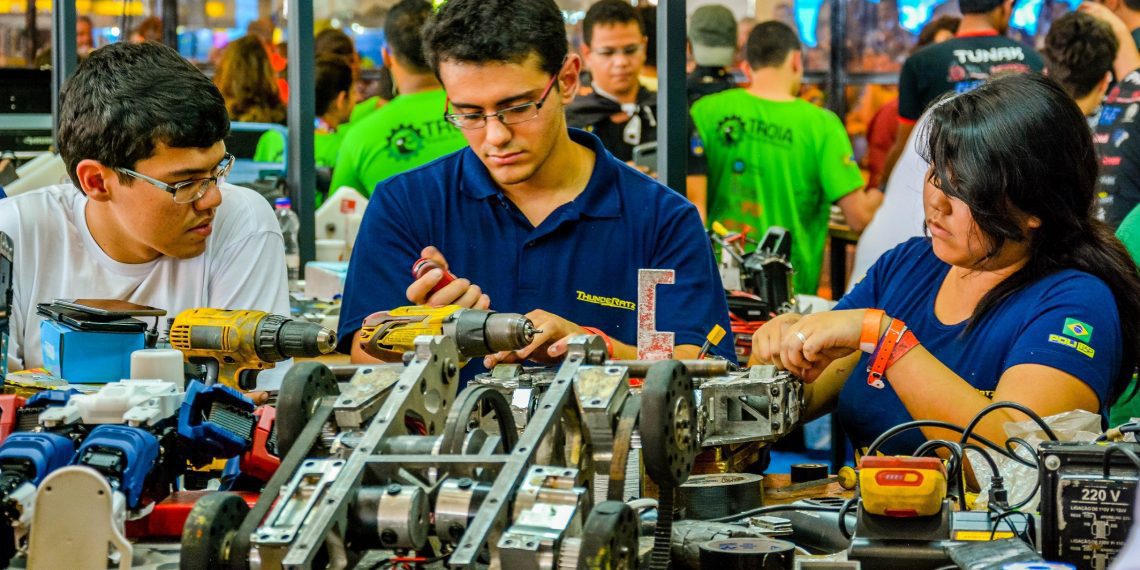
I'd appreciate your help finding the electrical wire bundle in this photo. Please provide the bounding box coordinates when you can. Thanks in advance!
[708,401,1066,548]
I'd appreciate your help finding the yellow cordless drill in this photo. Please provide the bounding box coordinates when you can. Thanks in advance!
[169,308,337,391]
[358,305,537,361]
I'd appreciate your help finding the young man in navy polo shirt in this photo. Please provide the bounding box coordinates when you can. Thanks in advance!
[338,0,732,370]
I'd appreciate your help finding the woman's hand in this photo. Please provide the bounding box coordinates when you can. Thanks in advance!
[749,313,803,367]
[780,309,868,383]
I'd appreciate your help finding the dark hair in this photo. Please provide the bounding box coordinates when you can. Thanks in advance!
[214,35,285,123]
[959,0,1004,14]
[583,0,643,47]
[423,0,568,79]
[315,28,356,61]
[58,42,228,187]
[921,73,1140,404]
[745,20,800,69]
[1128,0,1140,11]
[915,15,960,52]
[638,5,657,68]
[1042,12,1117,100]
[385,0,433,73]
[315,56,354,117]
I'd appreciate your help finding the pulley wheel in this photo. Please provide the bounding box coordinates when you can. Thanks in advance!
[641,360,698,488]
[180,492,250,570]
[578,501,639,569]
[439,385,518,454]
[276,362,339,457]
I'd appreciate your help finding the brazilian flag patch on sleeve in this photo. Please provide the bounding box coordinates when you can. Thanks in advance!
[1063,318,1093,343]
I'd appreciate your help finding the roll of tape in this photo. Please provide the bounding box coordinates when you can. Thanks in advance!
[677,473,763,520]
[698,537,795,570]
[790,463,829,484]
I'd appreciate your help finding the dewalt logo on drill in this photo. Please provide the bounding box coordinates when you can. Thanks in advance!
[575,291,636,311]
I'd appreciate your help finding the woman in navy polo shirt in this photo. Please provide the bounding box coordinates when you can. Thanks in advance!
[751,73,1140,455]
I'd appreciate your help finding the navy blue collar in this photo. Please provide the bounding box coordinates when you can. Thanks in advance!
[459,128,622,220]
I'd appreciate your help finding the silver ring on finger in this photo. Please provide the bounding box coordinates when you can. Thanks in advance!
[795,331,808,344]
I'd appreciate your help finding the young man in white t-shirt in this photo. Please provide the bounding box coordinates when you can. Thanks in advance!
[0,42,289,383]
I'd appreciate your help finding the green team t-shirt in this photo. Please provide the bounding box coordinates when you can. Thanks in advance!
[691,89,864,294]
[252,129,344,169]
[330,89,467,197]
[348,96,383,128]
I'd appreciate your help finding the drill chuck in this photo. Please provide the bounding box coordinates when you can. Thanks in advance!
[277,320,337,357]
[257,317,337,361]
[483,313,537,352]
[450,310,537,357]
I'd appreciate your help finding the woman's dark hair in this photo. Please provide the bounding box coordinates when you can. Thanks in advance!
[58,41,229,187]
[315,56,354,117]
[214,35,286,124]
[385,0,433,73]
[913,15,959,53]
[423,0,568,80]
[921,73,1140,404]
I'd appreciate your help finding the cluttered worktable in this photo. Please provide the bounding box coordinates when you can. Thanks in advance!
[0,285,1133,568]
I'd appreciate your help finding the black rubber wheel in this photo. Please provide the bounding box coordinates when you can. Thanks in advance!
[180,492,250,570]
[276,362,339,457]
[641,360,698,488]
[579,501,639,569]
[439,385,518,454]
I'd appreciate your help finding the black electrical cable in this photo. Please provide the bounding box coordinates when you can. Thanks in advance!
[865,420,1026,462]
[914,440,966,507]
[958,401,1059,446]
[961,442,999,476]
[1005,437,1039,468]
[988,508,1020,540]
[706,503,842,524]
[837,497,858,540]
[1103,444,1140,478]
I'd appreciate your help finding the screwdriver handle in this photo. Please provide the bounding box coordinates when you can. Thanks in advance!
[412,257,457,296]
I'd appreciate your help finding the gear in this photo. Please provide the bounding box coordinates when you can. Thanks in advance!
[717,115,745,146]
[386,124,426,161]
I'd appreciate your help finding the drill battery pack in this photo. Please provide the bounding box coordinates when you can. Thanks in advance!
[1039,441,1140,569]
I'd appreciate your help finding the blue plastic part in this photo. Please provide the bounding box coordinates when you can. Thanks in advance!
[177,380,256,460]
[72,424,159,510]
[24,389,79,409]
[0,432,75,484]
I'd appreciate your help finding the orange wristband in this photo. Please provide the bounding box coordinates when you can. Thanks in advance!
[860,309,886,353]
[867,318,906,389]
[886,329,920,369]
[580,327,614,358]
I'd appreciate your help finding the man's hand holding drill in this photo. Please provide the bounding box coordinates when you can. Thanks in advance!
[406,246,491,309]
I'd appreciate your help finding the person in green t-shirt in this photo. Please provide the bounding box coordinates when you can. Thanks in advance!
[330,0,467,197]
[253,56,357,168]
[690,21,882,295]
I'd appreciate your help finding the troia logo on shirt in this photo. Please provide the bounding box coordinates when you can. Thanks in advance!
[716,115,793,147]
[576,291,636,311]
[1048,318,1095,358]
[386,119,455,161]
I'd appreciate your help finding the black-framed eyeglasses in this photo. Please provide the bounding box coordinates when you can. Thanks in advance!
[443,74,559,130]
[116,152,234,204]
